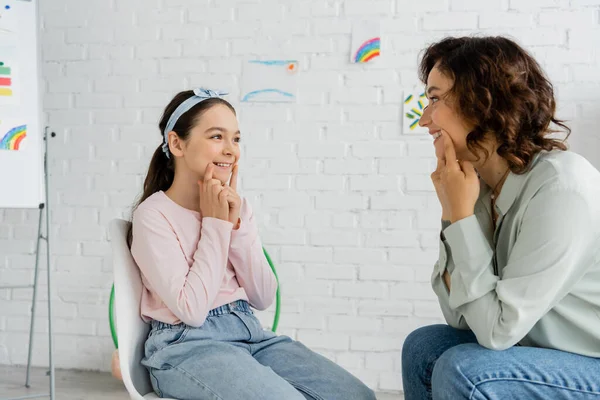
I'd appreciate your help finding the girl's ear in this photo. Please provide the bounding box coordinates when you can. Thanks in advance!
[168,131,184,157]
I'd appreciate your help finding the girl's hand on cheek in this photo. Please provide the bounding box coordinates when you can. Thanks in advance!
[198,163,229,222]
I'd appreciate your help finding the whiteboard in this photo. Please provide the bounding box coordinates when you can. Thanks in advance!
[0,0,43,209]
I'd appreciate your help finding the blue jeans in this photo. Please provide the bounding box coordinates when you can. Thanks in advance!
[402,324,600,399]
[142,300,375,400]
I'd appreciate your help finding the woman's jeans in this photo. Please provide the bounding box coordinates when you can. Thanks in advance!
[142,300,376,400]
[402,324,600,399]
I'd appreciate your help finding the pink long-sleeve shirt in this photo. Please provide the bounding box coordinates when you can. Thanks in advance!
[130,191,277,327]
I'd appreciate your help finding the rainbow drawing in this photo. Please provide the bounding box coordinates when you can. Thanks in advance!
[354,37,381,63]
[404,92,428,131]
[0,124,26,150]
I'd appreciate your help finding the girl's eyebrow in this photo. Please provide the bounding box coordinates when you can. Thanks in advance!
[205,127,241,135]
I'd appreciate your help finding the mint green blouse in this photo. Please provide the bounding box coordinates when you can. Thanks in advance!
[433,150,600,357]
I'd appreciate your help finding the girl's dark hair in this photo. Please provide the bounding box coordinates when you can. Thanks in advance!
[419,36,570,173]
[128,90,235,243]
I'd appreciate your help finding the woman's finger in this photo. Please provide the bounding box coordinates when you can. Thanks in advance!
[441,130,460,170]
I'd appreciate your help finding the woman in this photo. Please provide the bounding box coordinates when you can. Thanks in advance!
[402,36,600,399]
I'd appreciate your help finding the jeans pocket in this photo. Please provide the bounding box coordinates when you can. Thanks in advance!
[168,327,190,346]
[148,327,190,355]
[231,311,257,342]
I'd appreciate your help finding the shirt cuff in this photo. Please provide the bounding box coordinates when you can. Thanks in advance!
[443,215,493,273]
[202,217,234,232]
[230,212,259,245]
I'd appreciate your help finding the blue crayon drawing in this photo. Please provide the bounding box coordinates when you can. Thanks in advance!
[242,89,294,102]
[241,60,298,103]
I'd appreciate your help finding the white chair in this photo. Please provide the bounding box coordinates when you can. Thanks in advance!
[109,218,177,400]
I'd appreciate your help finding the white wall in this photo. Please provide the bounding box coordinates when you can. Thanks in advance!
[1,0,599,394]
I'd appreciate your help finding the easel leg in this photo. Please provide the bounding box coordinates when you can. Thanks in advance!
[25,205,44,388]
[44,128,56,399]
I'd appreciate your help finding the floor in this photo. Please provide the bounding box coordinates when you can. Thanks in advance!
[0,366,403,400]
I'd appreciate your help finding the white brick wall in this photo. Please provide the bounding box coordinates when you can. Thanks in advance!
[1,0,599,395]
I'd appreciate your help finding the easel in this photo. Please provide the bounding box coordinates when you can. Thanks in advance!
[0,128,56,400]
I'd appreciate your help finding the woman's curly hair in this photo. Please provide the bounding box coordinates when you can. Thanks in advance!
[419,36,570,174]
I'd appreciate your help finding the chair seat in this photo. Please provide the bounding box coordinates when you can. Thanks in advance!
[144,393,177,400]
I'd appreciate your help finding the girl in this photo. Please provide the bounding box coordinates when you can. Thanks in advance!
[129,88,375,400]
[402,37,600,399]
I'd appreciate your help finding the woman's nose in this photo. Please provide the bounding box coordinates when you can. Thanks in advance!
[419,106,431,127]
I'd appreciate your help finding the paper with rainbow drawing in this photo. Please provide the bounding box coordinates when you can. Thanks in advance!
[350,21,381,63]
[0,119,27,151]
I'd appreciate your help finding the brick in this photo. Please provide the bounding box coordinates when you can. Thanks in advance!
[297,142,346,158]
[350,176,399,191]
[278,314,326,330]
[380,371,403,391]
[390,282,437,300]
[297,331,349,350]
[344,0,393,15]
[66,28,114,44]
[75,93,123,109]
[479,11,534,28]
[329,316,383,332]
[136,42,182,59]
[358,300,413,316]
[336,352,365,369]
[422,12,478,30]
[365,352,396,371]
[451,0,504,10]
[283,281,333,298]
[187,6,233,22]
[309,231,361,246]
[364,231,420,248]
[235,3,284,20]
[43,44,86,61]
[371,194,429,210]
[334,282,388,299]
[305,264,357,280]
[324,159,376,175]
[315,194,367,210]
[351,335,403,351]
[261,228,307,245]
[277,210,304,228]
[508,0,566,9]
[112,60,159,76]
[281,246,333,263]
[396,0,448,12]
[65,61,111,77]
[359,265,415,281]
[334,247,387,264]
[353,140,406,158]
[539,9,597,27]
[331,87,379,105]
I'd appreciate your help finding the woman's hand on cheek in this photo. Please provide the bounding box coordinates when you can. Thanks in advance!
[431,156,451,221]
[439,130,480,224]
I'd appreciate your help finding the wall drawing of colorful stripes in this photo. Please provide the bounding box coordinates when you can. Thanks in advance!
[0,60,12,97]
